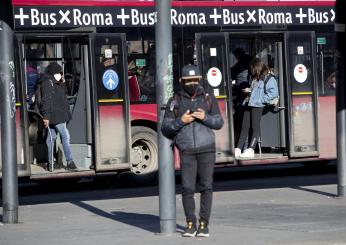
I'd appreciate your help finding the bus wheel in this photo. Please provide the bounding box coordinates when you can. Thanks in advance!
[131,126,158,176]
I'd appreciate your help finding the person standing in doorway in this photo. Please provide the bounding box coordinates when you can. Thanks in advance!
[162,65,224,237]
[40,62,77,172]
[235,58,279,158]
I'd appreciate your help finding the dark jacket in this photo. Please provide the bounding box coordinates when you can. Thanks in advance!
[161,86,224,154]
[40,74,71,125]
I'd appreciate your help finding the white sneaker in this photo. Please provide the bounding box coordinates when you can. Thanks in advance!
[240,148,255,158]
[234,148,241,158]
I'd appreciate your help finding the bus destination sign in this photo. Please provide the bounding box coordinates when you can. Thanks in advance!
[14,6,335,29]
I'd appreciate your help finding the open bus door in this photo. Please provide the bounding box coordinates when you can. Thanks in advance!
[285,31,319,158]
[195,33,234,162]
[89,33,131,171]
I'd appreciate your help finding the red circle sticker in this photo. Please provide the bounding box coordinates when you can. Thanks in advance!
[207,67,222,87]
[294,64,308,83]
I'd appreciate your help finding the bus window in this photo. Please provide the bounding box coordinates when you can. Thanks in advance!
[316,34,336,95]
[127,39,155,103]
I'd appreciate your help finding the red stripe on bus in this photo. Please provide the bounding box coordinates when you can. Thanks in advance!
[12,0,335,7]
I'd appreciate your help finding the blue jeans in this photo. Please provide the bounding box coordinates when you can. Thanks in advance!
[46,122,73,164]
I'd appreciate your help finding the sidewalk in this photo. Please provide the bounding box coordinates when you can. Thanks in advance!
[1,179,346,245]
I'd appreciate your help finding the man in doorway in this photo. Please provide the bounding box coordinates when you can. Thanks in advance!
[40,62,78,172]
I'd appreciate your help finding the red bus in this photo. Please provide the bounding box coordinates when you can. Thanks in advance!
[0,0,336,180]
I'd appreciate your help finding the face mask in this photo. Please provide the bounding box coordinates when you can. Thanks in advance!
[54,73,62,81]
[183,83,199,95]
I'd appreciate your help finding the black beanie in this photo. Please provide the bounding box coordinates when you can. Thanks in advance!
[47,62,62,75]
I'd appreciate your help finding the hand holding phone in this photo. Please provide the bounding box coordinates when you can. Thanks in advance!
[181,110,195,124]
[242,88,251,93]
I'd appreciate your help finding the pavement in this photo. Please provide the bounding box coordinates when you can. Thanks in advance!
[1,170,346,245]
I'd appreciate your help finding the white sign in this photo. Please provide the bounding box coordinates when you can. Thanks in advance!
[105,49,113,58]
[210,48,217,57]
[297,46,304,55]
[13,6,335,28]
[293,64,308,83]
[213,88,219,97]
[207,67,222,87]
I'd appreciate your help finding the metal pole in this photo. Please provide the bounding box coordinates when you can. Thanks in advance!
[0,0,19,222]
[336,0,346,197]
[155,0,176,234]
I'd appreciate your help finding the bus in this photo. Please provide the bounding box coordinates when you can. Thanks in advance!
[0,0,336,181]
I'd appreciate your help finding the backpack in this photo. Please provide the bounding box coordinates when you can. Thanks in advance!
[171,92,212,117]
[263,74,279,107]
[30,78,54,114]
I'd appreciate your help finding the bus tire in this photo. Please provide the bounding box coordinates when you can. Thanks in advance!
[131,126,158,177]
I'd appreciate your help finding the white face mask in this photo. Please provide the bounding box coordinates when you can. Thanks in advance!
[54,73,62,81]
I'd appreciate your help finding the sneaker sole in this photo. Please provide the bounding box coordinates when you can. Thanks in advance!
[197,233,210,238]
[182,231,197,237]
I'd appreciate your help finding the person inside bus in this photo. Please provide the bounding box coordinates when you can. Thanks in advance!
[40,62,78,172]
[26,61,39,108]
[231,48,252,143]
[324,71,336,93]
[235,58,279,158]
[231,48,252,105]
[161,64,224,238]
[127,58,142,102]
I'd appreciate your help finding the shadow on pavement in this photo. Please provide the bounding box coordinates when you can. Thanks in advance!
[71,200,185,233]
[0,163,337,206]
[72,200,160,233]
[290,186,336,198]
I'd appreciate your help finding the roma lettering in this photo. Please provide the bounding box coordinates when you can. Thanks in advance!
[73,9,113,26]
[258,9,292,25]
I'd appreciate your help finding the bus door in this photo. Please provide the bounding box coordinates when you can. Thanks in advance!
[285,31,319,158]
[17,35,95,175]
[254,36,287,151]
[89,34,131,171]
[228,33,287,159]
[195,33,234,162]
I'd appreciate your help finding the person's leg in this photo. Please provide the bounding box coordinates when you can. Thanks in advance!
[236,107,251,150]
[180,153,198,224]
[55,122,73,162]
[249,107,264,149]
[197,152,215,224]
[46,126,57,169]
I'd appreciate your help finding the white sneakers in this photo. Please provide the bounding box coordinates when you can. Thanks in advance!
[240,148,255,158]
[235,148,241,158]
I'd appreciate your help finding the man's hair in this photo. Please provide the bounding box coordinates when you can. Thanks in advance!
[233,48,245,57]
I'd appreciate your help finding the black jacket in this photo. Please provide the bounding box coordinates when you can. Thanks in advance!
[161,86,224,154]
[40,74,71,125]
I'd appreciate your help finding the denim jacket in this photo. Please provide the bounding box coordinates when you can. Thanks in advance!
[248,75,279,107]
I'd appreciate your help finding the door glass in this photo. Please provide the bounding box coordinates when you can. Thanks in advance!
[255,39,284,149]
[196,33,232,161]
[93,35,130,168]
[286,32,318,156]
